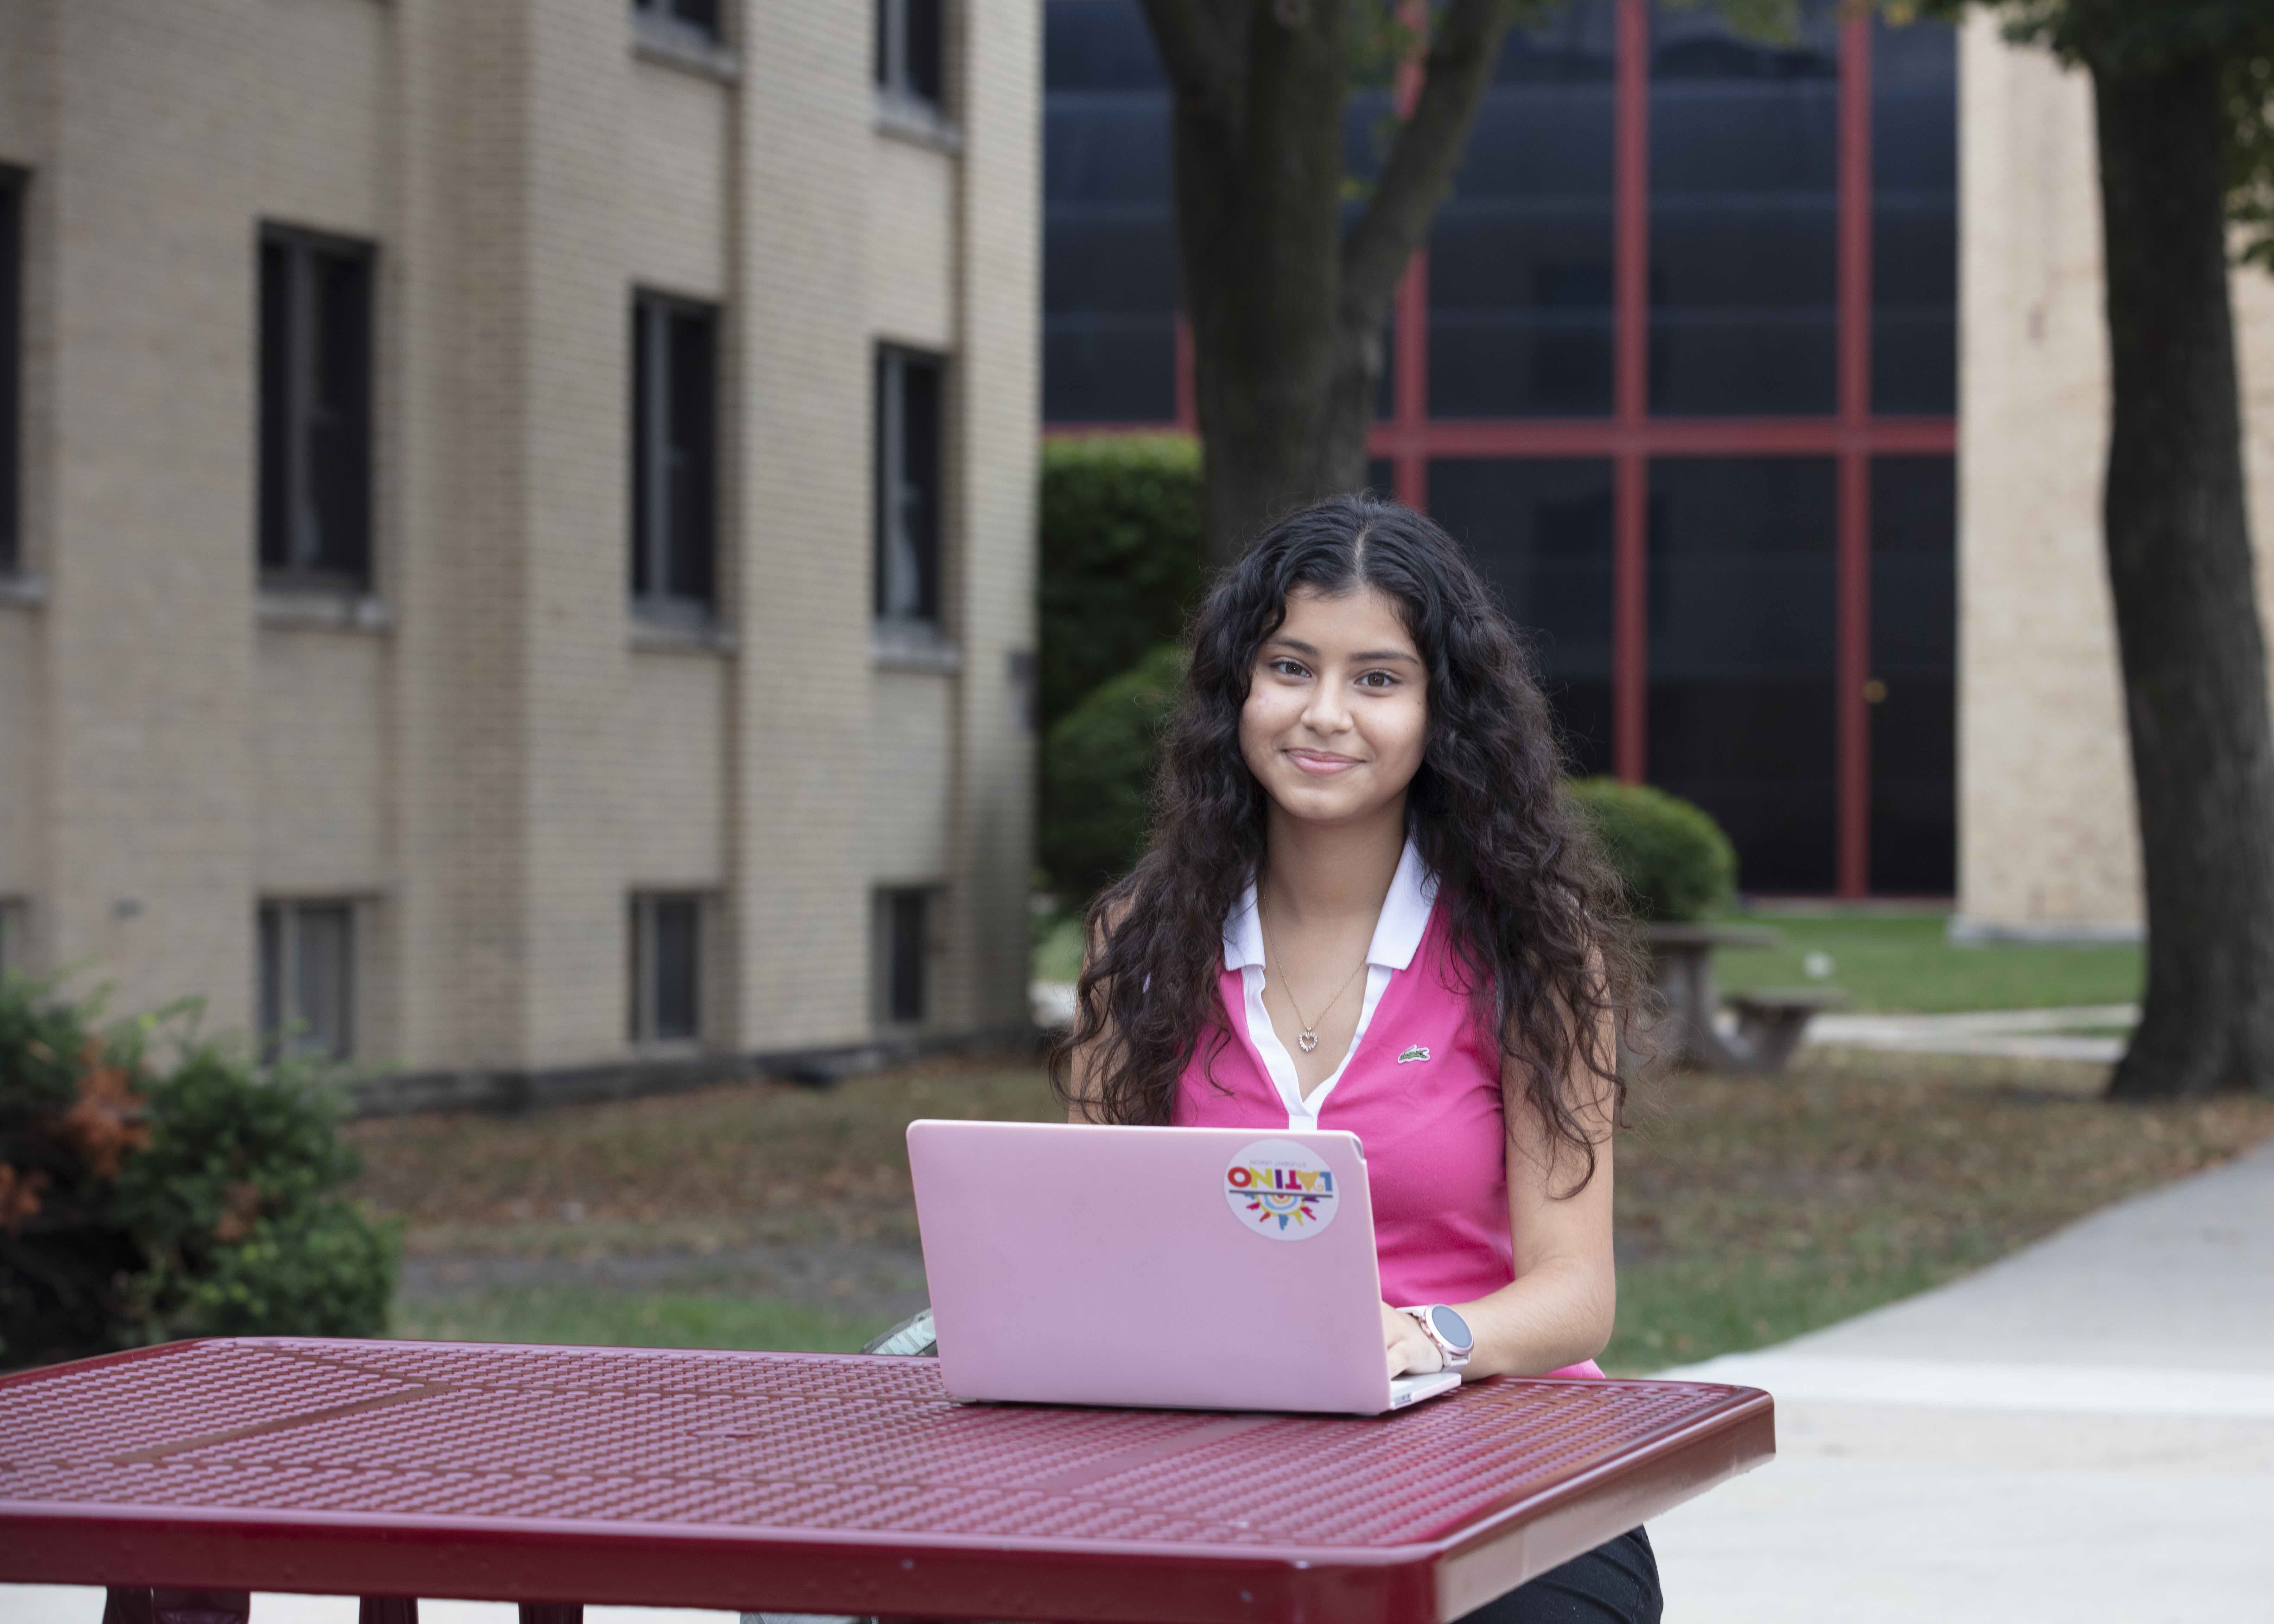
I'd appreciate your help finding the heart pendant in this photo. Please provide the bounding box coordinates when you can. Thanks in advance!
[1298,1031,1319,1053]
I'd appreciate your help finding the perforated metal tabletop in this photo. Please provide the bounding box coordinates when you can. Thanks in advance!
[0,1338,1772,1623]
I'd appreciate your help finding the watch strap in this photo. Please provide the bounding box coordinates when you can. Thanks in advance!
[1398,1304,1471,1369]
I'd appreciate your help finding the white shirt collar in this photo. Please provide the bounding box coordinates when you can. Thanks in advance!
[1222,837,1438,973]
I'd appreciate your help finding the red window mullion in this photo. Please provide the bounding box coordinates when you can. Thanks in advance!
[1368,416,1951,459]
[1392,1,1431,510]
[1173,313,1197,433]
[1836,14,1874,897]
[1394,250,1429,510]
[1612,0,1651,785]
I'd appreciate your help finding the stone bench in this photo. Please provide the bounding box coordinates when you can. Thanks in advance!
[1724,986,1852,1073]
[1640,923,1847,1073]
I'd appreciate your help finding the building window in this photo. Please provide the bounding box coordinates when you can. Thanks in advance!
[877,0,945,110]
[1041,1,1176,423]
[631,291,718,622]
[259,900,356,1062]
[629,892,703,1044]
[875,887,934,1027]
[1871,13,1956,414]
[875,347,943,627]
[1646,457,1839,894]
[1430,2,1617,418]
[1649,0,1840,416]
[0,170,21,577]
[1429,458,1617,778]
[1869,456,1956,894]
[0,899,28,979]
[632,0,722,44]
[259,227,375,592]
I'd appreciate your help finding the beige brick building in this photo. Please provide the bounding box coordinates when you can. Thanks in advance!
[0,0,1040,1103]
[1956,16,2274,938]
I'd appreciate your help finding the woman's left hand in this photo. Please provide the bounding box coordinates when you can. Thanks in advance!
[1380,1301,1442,1378]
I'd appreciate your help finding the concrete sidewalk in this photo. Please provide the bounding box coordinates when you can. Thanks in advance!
[1650,1133,2274,1621]
[1802,1003,2139,1064]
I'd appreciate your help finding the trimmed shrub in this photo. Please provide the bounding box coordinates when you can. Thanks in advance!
[1042,644,1189,903]
[1038,435,1205,737]
[0,980,397,1369]
[1567,776,1739,923]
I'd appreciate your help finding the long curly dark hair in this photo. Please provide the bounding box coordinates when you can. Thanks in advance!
[1049,492,1644,1190]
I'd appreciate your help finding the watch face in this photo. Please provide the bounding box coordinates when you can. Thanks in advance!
[1429,1304,1474,1352]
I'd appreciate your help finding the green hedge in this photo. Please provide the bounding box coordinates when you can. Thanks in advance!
[1567,776,1738,923]
[1038,435,1204,738]
[0,980,397,1369]
[1042,643,1189,903]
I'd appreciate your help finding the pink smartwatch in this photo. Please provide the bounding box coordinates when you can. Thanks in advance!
[1398,1303,1474,1371]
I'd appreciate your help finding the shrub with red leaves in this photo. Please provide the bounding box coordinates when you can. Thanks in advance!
[0,977,396,1370]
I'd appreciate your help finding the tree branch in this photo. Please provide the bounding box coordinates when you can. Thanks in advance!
[1338,0,1517,331]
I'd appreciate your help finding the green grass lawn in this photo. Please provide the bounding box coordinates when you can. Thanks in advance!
[1041,907,2143,1016]
[393,1287,883,1352]
[349,1047,2274,1376]
[1697,910,2140,1015]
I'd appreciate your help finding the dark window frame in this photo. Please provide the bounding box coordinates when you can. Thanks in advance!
[630,288,721,625]
[876,0,946,112]
[874,345,945,629]
[0,168,21,578]
[629,891,705,1046]
[0,897,29,979]
[876,885,935,1027]
[632,0,724,47]
[258,898,357,1064]
[258,223,376,594]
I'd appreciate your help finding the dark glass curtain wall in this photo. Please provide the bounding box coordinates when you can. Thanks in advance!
[1044,2,1178,422]
[1041,0,1959,896]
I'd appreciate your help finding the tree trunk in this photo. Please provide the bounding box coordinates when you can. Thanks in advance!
[1142,0,1512,567]
[1168,3,1374,566]
[2093,51,2274,1098]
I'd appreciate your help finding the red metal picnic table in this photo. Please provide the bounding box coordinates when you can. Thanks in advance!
[0,1338,1773,1624]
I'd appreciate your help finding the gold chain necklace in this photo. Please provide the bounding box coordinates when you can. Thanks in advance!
[1262,915,1369,1055]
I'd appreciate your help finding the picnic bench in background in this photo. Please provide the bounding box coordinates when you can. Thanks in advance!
[1642,923,1847,1073]
[2,1337,1774,1624]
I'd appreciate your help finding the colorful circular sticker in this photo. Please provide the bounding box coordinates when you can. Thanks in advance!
[1223,1138,1340,1241]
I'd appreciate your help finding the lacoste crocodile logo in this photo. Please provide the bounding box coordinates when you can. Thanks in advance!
[1397,1044,1430,1064]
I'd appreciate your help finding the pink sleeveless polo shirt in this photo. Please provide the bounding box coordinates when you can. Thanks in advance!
[1172,845,1604,1381]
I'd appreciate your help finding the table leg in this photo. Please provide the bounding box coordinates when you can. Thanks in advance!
[518,1607,582,1624]
[149,1592,251,1624]
[359,1601,420,1624]
[1657,944,1758,1071]
[102,1590,152,1624]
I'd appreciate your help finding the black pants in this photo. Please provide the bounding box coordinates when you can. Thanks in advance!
[1456,1527,1661,1624]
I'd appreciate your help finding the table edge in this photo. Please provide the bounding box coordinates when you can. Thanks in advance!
[0,1345,1776,1624]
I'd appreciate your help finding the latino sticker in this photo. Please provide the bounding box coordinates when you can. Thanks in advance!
[1224,1138,1340,1241]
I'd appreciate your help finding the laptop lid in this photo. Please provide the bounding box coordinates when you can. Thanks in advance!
[907,1119,1402,1414]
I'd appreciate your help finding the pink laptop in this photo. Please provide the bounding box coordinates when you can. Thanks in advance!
[905,1119,1463,1415]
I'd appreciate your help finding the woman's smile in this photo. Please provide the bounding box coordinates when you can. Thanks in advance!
[1238,585,1430,825]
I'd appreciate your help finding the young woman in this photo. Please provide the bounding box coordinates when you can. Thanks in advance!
[1055,493,1661,1623]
